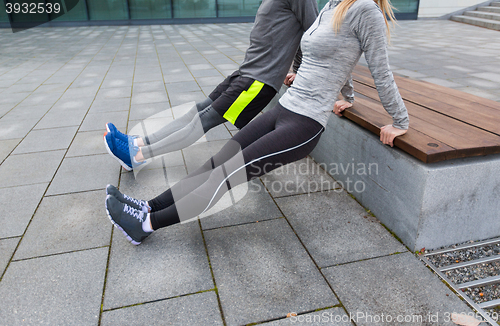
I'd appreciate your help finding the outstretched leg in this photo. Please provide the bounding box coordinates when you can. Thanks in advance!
[148,104,324,229]
[143,97,213,146]
[140,104,227,159]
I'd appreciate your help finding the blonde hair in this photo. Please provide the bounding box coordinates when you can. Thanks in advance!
[332,0,397,41]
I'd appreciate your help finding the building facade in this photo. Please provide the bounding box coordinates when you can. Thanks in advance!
[0,0,421,27]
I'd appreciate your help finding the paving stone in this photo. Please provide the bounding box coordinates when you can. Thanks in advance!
[50,96,95,111]
[101,77,133,88]
[224,121,238,131]
[194,76,221,87]
[95,86,132,100]
[0,150,64,188]
[260,307,353,326]
[101,291,223,326]
[0,104,52,122]
[0,237,19,276]
[201,85,217,95]
[205,123,232,141]
[260,157,339,198]
[13,126,78,155]
[129,101,171,120]
[132,81,166,93]
[103,221,213,309]
[163,73,195,83]
[455,87,499,100]
[169,91,207,106]
[459,77,500,89]
[118,165,186,201]
[393,69,427,79]
[170,100,196,118]
[0,138,21,163]
[187,63,213,71]
[420,77,463,88]
[200,179,281,230]
[71,76,104,88]
[192,68,223,78]
[204,218,338,326]
[0,118,40,140]
[66,130,108,157]
[61,86,100,99]
[276,191,406,267]
[34,108,87,129]
[0,248,108,325]
[322,252,474,326]
[47,154,120,195]
[14,190,112,260]
[20,92,62,106]
[0,104,14,117]
[88,97,130,113]
[472,72,500,83]
[182,140,226,174]
[131,91,169,105]
[7,83,40,93]
[80,110,128,132]
[165,81,202,93]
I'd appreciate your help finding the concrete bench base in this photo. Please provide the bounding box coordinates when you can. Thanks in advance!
[310,115,500,251]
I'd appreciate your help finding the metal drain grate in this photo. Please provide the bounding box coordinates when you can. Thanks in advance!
[419,237,500,326]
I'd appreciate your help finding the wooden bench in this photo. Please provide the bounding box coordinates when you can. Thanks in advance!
[347,65,500,163]
[308,65,500,251]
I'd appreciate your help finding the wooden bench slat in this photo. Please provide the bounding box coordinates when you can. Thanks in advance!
[352,72,500,137]
[353,65,500,114]
[353,82,500,152]
[345,100,456,163]
[353,95,500,159]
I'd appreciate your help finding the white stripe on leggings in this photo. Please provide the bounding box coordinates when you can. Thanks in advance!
[201,127,324,214]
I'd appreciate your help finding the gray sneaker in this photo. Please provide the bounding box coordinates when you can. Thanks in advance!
[106,184,150,213]
[105,195,152,245]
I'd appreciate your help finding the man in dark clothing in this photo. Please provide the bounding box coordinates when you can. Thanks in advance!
[104,0,319,172]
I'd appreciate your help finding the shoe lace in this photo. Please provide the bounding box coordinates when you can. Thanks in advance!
[123,204,145,222]
[123,194,146,207]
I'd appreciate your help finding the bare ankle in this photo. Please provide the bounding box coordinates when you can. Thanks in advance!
[135,148,145,162]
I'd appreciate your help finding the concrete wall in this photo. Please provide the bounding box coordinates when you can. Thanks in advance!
[310,115,500,251]
[418,0,492,18]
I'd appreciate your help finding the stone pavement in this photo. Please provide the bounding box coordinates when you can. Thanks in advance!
[0,20,498,325]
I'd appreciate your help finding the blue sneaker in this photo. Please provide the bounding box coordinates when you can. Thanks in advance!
[104,130,133,171]
[106,184,150,213]
[106,122,138,145]
[105,195,152,245]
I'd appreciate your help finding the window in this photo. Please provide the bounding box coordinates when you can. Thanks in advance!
[218,0,261,17]
[86,0,129,20]
[172,0,216,18]
[129,0,172,19]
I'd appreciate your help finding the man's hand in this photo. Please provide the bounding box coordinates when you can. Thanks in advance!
[333,100,353,116]
[284,73,296,86]
[380,125,407,147]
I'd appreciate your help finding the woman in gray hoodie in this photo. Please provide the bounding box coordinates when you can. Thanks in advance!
[105,0,410,245]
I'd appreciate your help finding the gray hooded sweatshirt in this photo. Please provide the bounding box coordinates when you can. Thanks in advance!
[279,0,409,130]
[238,0,319,92]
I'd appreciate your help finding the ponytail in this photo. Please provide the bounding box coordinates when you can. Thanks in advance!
[332,0,397,41]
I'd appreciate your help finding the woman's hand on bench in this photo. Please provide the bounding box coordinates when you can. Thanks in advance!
[333,100,353,116]
[380,125,407,147]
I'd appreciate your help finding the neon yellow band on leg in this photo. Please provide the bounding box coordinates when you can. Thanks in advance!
[223,80,265,125]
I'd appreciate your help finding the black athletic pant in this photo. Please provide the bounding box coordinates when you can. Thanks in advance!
[148,103,324,229]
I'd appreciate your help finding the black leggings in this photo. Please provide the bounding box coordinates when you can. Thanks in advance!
[148,103,324,229]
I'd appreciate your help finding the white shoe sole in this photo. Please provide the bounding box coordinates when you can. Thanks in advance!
[103,133,133,172]
[105,195,141,245]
